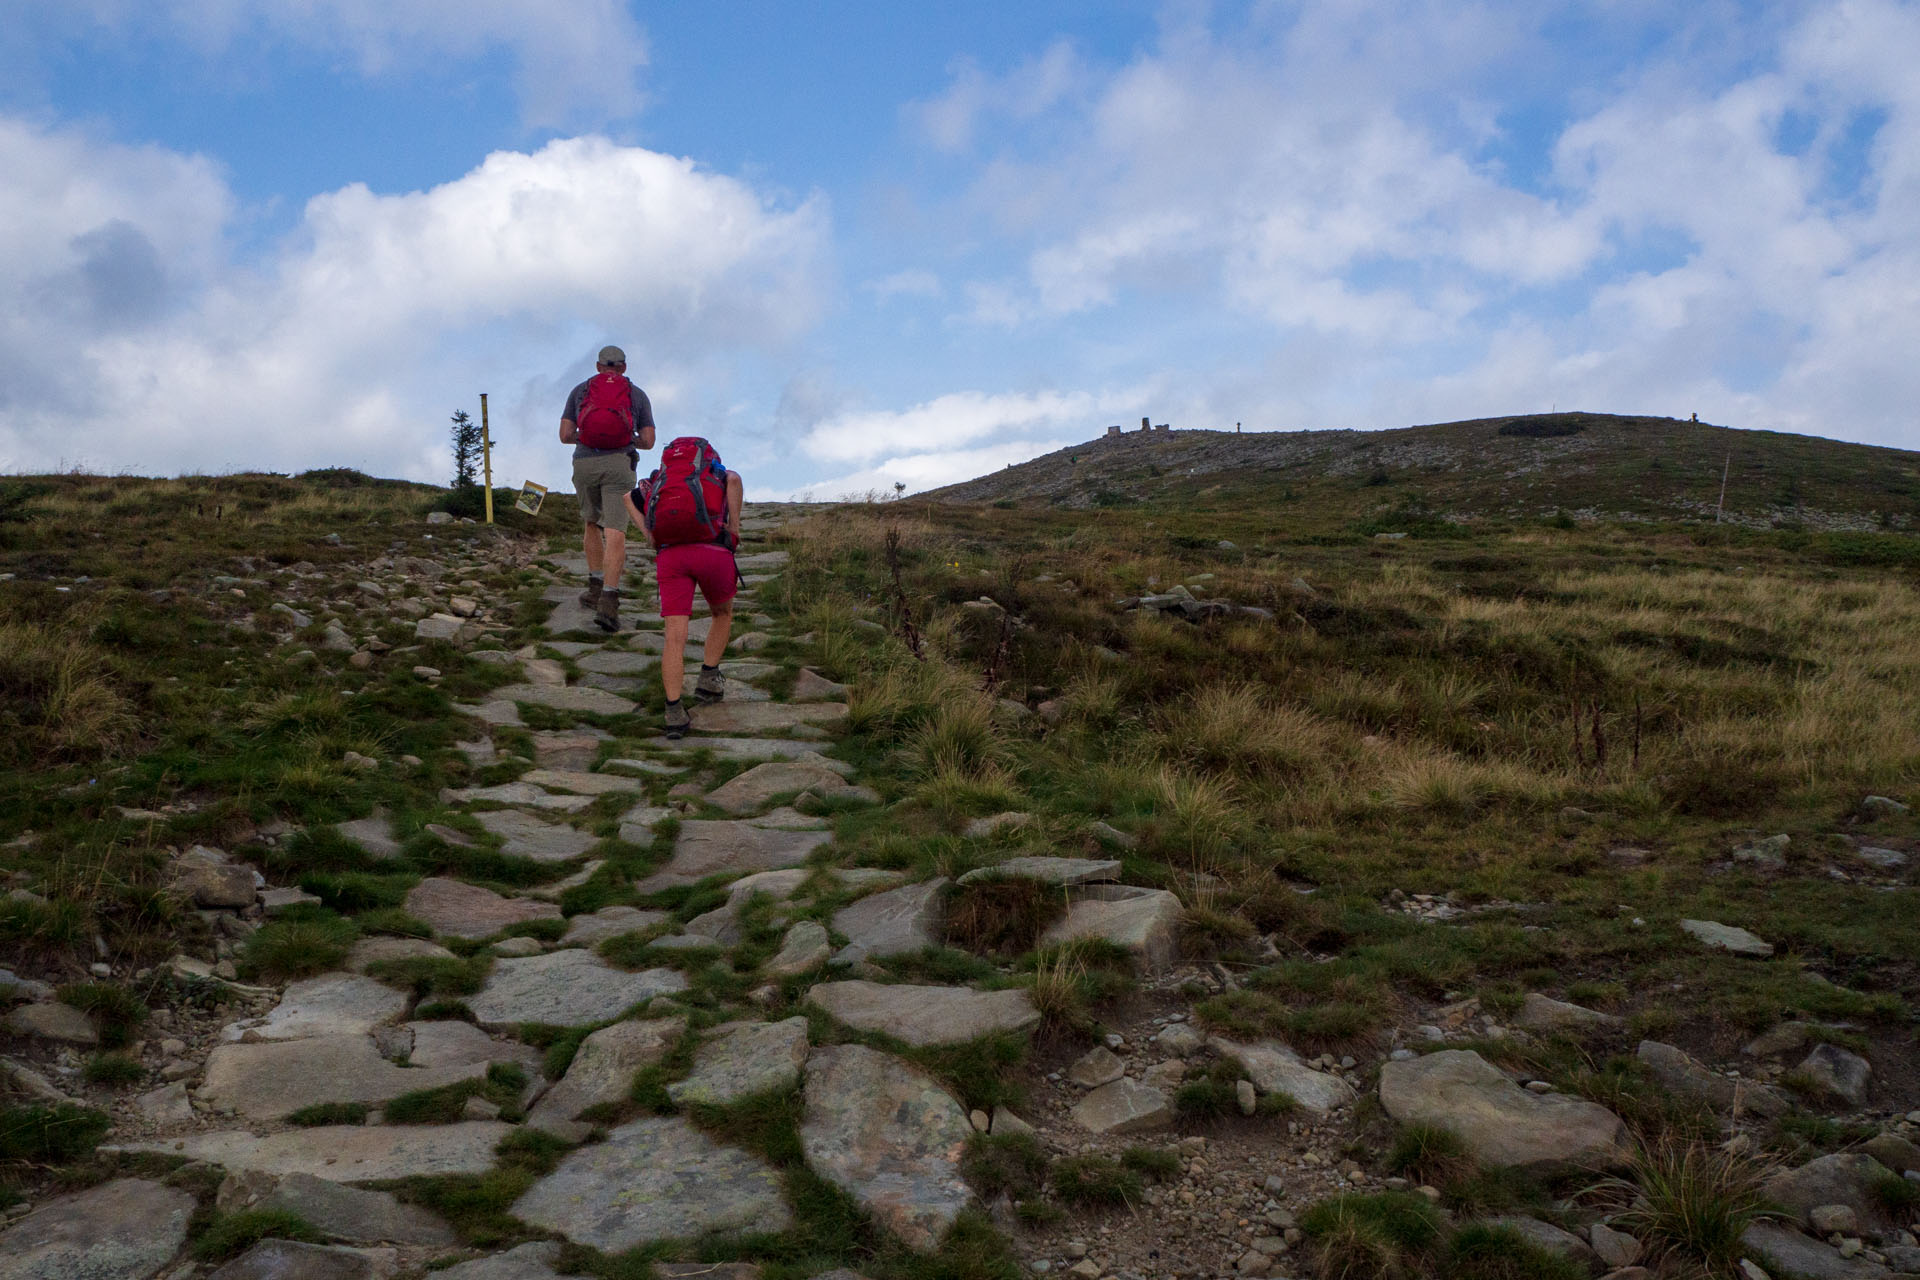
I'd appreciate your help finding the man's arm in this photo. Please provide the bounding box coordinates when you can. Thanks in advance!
[634,388,656,451]
[725,472,743,543]
[559,418,578,444]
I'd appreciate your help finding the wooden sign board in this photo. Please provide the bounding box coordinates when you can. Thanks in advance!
[514,481,548,516]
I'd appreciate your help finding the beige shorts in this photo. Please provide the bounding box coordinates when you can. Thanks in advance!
[573,452,635,532]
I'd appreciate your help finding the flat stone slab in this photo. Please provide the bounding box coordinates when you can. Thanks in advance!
[489,683,636,715]
[0,1177,195,1280]
[436,1243,568,1280]
[335,814,403,860]
[766,921,832,977]
[680,673,770,702]
[957,857,1121,887]
[398,1020,543,1074]
[734,551,790,571]
[1208,1035,1356,1115]
[467,949,687,1027]
[1038,884,1181,973]
[1072,1078,1172,1135]
[404,878,562,940]
[1680,918,1774,957]
[520,768,642,796]
[1514,993,1621,1034]
[442,782,597,812]
[345,936,455,973]
[669,1017,811,1107]
[1741,1222,1893,1279]
[527,1016,686,1140]
[454,700,524,727]
[207,1240,394,1279]
[561,905,671,948]
[473,809,598,863]
[578,650,658,675]
[644,737,853,771]
[513,1116,791,1252]
[109,1123,513,1181]
[258,1173,457,1246]
[705,761,852,815]
[791,669,849,701]
[691,702,847,734]
[832,879,948,958]
[808,981,1039,1047]
[224,973,408,1043]
[1379,1049,1630,1172]
[636,820,834,891]
[800,1043,972,1252]
[200,1034,490,1120]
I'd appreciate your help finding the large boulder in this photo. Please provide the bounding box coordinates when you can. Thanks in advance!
[0,1178,195,1280]
[799,1044,973,1251]
[1637,1040,1788,1117]
[1741,1222,1895,1279]
[1070,1079,1172,1135]
[1378,1050,1630,1172]
[705,761,850,814]
[170,845,257,909]
[1762,1153,1901,1234]
[512,1116,790,1252]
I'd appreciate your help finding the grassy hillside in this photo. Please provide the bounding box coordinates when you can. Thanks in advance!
[2,453,1918,1280]
[926,413,1920,535]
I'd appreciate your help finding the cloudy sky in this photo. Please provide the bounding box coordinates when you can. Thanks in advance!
[3,2,1916,498]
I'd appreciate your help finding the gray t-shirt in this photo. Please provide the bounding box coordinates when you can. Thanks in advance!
[564,377,656,459]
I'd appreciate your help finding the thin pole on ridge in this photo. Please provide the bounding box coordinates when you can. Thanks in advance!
[480,393,495,525]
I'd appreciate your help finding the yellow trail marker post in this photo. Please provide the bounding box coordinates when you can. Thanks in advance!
[479,393,495,525]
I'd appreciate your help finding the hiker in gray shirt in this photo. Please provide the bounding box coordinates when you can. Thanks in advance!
[559,344,656,630]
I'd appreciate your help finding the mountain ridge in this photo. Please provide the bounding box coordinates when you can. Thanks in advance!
[923,412,1920,532]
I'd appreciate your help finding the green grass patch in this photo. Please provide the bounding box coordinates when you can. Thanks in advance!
[959,1131,1049,1199]
[1050,1155,1141,1207]
[191,1210,323,1261]
[286,1102,371,1127]
[238,913,359,980]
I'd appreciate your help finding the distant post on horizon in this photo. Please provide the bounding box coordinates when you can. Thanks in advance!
[480,393,494,524]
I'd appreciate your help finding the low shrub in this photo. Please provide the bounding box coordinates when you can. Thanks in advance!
[1051,1155,1141,1207]
[191,1210,322,1261]
[960,1131,1050,1199]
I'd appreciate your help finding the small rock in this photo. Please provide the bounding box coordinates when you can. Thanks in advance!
[1797,1043,1872,1107]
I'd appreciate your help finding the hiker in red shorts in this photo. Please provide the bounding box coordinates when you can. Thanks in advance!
[623,438,744,739]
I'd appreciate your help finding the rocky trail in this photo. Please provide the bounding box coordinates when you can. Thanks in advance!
[4,508,1919,1280]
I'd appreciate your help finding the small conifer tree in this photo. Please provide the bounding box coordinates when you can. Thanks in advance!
[450,410,481,490]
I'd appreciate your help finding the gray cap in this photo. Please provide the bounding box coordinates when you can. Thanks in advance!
[597,345,626,365]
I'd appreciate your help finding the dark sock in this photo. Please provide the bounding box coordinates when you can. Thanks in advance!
[587,573,603,585]
[665,697,682,708]
[700,663,719,673]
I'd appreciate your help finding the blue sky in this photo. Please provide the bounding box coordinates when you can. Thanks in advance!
[3,1,1918,498]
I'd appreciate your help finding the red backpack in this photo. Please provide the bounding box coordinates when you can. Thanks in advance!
[639,437,733,548]
[575,372,635,449]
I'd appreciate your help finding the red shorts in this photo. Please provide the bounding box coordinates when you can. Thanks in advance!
[655,543,737,617]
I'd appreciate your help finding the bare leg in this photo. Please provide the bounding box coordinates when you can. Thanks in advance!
[602,529,627,592]
[662,615,690,702]
[702,600,734,669]
[582,523,604,574]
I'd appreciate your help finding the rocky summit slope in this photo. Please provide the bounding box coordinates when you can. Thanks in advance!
[4,487,1920,1280]
[924,412,1920,532]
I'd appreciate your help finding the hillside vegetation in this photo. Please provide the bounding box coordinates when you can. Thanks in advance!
[1,444,1918,1280]
[927,413,1920,536]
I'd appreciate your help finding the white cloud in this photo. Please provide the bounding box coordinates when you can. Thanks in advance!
[800,387,1143,467]
[783,438,1081,502]
[906,0,1920,450]
[0,120,829,486]
[8,0,647,127]
[907,40,1083,153]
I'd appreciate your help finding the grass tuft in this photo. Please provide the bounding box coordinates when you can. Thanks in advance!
[1051,1155,1142,1208]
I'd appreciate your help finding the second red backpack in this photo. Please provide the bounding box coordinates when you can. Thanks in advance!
[641,437,732,548]
[575,372,636,449]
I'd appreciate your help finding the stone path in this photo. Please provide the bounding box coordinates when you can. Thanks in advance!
[15,505,1240,1276]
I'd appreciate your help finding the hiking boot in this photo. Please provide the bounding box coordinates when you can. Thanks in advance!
[663,700,691,740]
[693,668,726,703]
[593,589,620,633]
[577,577,602,608]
